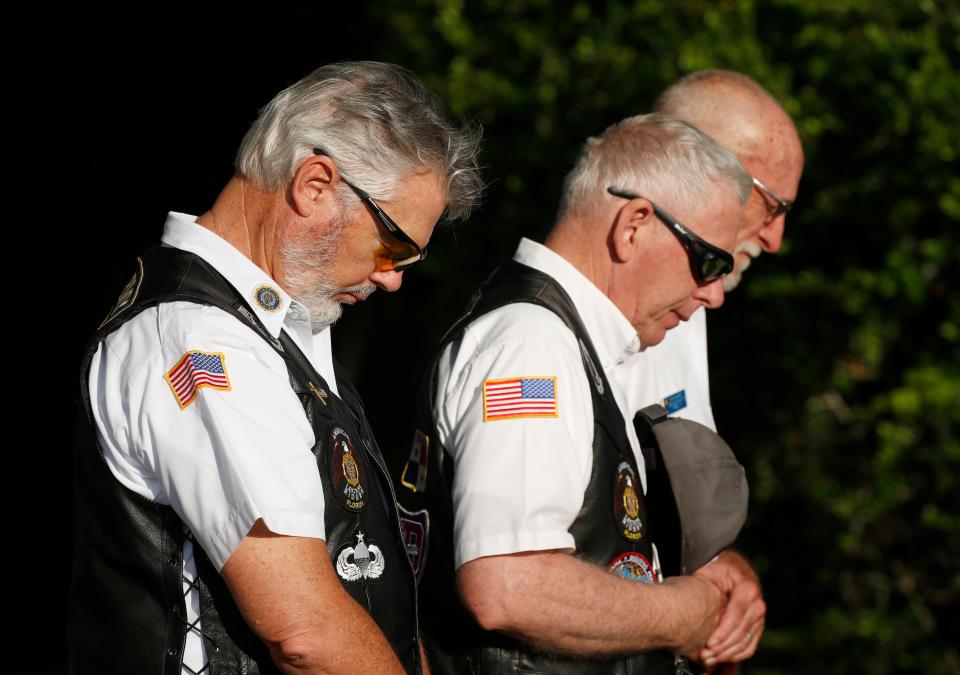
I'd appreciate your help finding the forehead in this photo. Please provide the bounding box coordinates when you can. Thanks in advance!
[741,132,804,200]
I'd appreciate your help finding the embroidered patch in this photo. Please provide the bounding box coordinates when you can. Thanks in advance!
[254,284,282,312]
[398,504,430,579]
[663,390,687,414]
[483,376,558,421]
[613,461,645,542]
[401,429,430,492]
[327,426,369,512]
[165,350,231,409]
[335,531,385,582]
[608,551,655,583]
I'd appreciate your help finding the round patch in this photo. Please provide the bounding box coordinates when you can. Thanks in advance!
[254,284,282,311]
[613,461,645,542]
[328,426,369,511]
[608,551,655,583]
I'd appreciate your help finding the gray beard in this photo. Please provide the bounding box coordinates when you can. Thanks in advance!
[723,240,763,292]
[279,213,369,334]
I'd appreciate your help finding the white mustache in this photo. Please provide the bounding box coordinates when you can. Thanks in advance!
[733,240,763,270]
[340,282,378,302]
[722,241,765,292]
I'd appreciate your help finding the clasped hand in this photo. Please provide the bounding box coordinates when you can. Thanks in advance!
[691,550,765,667]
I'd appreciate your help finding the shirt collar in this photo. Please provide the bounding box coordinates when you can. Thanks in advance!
[160,212,298,338]
[513,238,642,370]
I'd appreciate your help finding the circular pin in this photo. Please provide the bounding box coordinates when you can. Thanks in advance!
[326,426,369,512]
[613,461,645,542]
[608,551,655,583]
[254,285,282,312]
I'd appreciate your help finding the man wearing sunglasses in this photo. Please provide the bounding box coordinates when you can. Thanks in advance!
[612,71,804,667]
[407,113,752,673]
[617,69,804,432]
[71,61,481,675]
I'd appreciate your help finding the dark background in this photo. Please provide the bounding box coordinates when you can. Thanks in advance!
[27,2,958,673]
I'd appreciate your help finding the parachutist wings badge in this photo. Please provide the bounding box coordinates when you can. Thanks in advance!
[335,531,385,582]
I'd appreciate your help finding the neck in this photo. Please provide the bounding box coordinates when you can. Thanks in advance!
[545,216,614,296]
[546,215,639,332]
[196,176,285,278]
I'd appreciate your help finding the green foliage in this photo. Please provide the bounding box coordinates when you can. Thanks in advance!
[348,1,960,672]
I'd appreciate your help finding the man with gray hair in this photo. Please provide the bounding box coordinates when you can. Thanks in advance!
[403,113,752,673]
[613,71,805,667]
[71,61,481,675]
[617,69,804,429]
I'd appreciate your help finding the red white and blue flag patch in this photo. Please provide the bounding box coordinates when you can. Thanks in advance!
[401,429,430,493]
[165,350,231,409]
[483,376,558,421]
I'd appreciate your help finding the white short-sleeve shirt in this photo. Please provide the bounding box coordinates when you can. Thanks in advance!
[89,212,338,673]
[613,308,717,431]
[434,238,646,568]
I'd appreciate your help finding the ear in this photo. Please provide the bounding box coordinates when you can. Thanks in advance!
[610,197,654,263]
[289,153,339,218]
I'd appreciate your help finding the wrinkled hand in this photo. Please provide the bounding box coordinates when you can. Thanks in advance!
[693,550,765,666]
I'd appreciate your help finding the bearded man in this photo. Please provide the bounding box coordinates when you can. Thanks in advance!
[70,61,481,675]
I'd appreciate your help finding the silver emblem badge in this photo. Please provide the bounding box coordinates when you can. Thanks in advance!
[335,531,385,582]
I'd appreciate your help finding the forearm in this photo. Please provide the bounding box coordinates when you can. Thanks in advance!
[260,597,406,675]
[458,550,721,658]
[223,520,406,675]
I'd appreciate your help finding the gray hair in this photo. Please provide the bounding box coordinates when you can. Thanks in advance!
[557,112,752,221]
[236,61,483,222]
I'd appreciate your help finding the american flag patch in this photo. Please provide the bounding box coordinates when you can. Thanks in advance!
[165,350,232,409]
[483,376,558,421]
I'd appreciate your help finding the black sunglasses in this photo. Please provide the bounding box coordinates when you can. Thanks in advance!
[606,187,734,284]
[752,176,793,221]
[312,148,427,271]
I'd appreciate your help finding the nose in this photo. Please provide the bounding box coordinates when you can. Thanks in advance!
[695,278,726,309]
[758,216,785,253]
[369,269,404,293]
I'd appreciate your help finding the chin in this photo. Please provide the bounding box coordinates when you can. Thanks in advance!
[296,294,344,334]
[638,325,668,349]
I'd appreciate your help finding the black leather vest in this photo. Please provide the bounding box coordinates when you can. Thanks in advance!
[405,261,675,674]
[69,245,421,674]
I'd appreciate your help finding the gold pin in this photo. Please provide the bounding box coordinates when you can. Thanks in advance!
[308,382,328,406]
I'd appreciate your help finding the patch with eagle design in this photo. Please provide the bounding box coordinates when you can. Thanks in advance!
[325,425,369,512]
[613,460,645,542]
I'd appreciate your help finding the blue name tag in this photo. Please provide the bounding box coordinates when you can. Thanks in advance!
[662,390,687,414]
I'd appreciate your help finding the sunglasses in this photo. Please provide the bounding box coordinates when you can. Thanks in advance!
[752,176,793,221]
[312,148,427,271]
[606,187,734,284]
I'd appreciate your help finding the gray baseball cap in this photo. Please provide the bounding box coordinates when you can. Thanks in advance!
[636,405,749,572]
